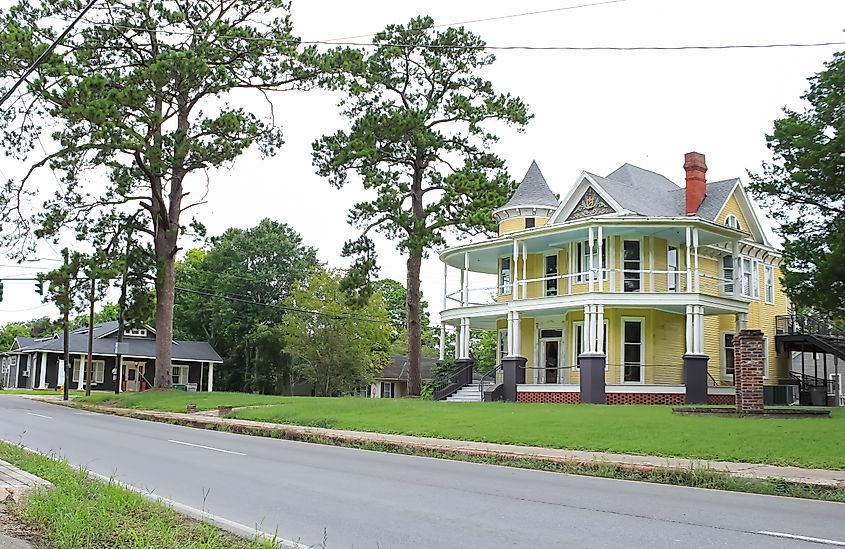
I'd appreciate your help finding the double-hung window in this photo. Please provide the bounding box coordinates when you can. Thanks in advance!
[740,257,759,298]
[499,257,511,295]
[722,256,734,294]
[497,328,508,364]
[622,319,644,382]
[545,254,558,296]
[575,240,607,283]
[171,365,189,385]
[623,240,641,292]
[667,245,680,292]
[764,265,774,304]
[72,359,105,384]
[380,381,395,398]
[723,333,735,377]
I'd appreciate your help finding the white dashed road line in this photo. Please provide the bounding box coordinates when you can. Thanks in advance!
[167,439,247,456]
[26,412,52,419]
[757,531,845,546]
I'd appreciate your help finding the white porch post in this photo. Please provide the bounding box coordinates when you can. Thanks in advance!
[506,311,514,356]
[463,252,470,305]
[693,228,700,293]
[442,261,448,311]
[454,325,460,359]
[648,237,655,293]
[685,305,694,355]
[207,362,214,392]
[736,312,748,332]
[512,240,519,300]
[513,311,521,357]
[597,225,604,291]
[588,226,595,293]
[439,323,446,360]
[685,227,693,293]
[38,352,47,389]
[595,304,604,354]
[521,243,527,299]
[459,266,466,307]
[584,304,594,353]
[462,318,471,359]
[609,236,616,292]
[695,305,705,354]
[77,355,85,390]
[732,240,741,298]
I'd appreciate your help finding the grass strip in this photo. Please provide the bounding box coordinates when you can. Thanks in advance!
[72,403,845,505]
[0,441,289,549]
[76,391,845,470]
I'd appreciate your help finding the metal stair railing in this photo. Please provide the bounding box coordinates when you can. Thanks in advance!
[478,364,502,401]
[776,315,845,338]
[433,361,476,401]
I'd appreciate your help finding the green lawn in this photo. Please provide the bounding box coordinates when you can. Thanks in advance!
[0,388,85,396]
[76,391,845,470]
[0,442,281,548]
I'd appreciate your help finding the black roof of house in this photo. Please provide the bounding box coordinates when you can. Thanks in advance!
[378,355,483,382]
[8,321,222,363]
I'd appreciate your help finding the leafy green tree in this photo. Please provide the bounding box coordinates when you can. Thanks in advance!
[69,303,122,330]
[0,0,320,388]
[471,330,498,373]
[313,17,530,394]
[0,323,29,351]
[26,317,59,339]
[282,268,391,396]
[173,219,318,393]
[749,50,845,319]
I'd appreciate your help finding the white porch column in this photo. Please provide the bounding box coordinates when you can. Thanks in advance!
[76,355,85,391]
[685,305,694,355]
[462,318,471,359]
[609,236,616,292]
[685,227,693,293]
[439,322,446,360]
[595,304,604,354]
[454,325,460,359]
[597,226,604,291]
[513,311,521,357]
[648,237,655,293]
[512,240,519,300]
[521,243,527,299]
[732,240,741,298]
[584,304,595,353]
[588,226,595,293]
[38,352,47,389]
[693,228,701,293]
[696,305,705,354]
[506,311,514,356]
[736,312,748,332]
[442,261,448,311]
[459,266,466,307]
[207,362,214,392]
[463,252,470,305]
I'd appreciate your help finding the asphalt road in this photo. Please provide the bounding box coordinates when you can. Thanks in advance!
[0,396,843,549]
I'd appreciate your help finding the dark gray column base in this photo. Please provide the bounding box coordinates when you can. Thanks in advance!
[501,356,527,403]
[579,353,606,404]
[683,354,710,404]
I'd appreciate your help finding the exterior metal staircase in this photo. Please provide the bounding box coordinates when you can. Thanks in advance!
[776,315,845,405]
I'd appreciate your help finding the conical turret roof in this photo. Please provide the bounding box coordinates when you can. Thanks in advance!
[500,161,558,210]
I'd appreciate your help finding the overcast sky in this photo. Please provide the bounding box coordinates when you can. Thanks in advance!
[1,0,844,327]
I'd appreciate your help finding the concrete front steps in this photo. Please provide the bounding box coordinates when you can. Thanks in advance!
[445,383,494,402]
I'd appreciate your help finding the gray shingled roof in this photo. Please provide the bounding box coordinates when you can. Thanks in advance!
[587,163,738,219]
[500,161,558,210]
[11,322,222,362]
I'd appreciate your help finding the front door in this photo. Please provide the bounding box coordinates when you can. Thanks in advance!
[538,332,564,384]
[124,362,143,392]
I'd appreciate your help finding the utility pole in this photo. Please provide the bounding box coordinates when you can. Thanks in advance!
[85,276,95,397]
[62,249,71,401]
[115,230,131,394]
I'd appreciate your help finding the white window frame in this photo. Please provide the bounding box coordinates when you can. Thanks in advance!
[574,239,608,283]
[764,265,774,304]
[497,328,508,365]
[739,257,760,299]
[762,337,770,379]
[724,214,742,230]
[171,364,189,385]
[572,320,608,371]
[620,317,645,384]
[721,331,735,380]
[544,253,559,297]
[380,381,394,399]
[72,358,105,384]
[125,328,148,337]
[622,239,642,293]
[667,244,680,293]
[721,256,734,295]
[499,257,511,295]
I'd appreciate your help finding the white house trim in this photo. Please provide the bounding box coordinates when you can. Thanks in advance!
[548,172,628,224]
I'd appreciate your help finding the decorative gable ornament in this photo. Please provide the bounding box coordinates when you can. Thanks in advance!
[566,187,615,221]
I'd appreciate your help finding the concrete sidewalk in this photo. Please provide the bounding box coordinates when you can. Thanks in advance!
[0,459,50,503]
[42,398,845,489]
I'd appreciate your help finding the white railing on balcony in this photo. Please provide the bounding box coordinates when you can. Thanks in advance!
[445,268,734,309]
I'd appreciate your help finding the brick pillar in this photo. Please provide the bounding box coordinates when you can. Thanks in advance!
[734,329,764,414]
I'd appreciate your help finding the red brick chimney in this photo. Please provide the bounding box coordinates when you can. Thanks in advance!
[684,152,707,215]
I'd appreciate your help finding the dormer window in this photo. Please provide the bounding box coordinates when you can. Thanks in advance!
[724,214,741,231]
[126,328,147,337]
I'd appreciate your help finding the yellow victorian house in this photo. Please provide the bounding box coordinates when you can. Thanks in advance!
[437,152,798,405]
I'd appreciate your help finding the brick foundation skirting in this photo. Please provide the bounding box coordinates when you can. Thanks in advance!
[517,391,737,405]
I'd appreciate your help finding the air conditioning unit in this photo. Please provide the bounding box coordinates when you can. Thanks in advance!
[784,384,799,406]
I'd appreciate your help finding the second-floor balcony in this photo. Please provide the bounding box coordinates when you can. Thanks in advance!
[439,217,757,318]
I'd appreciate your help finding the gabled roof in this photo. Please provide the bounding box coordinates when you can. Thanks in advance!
[497,161,558,211]
[10,323,222,363]
[378,355,439,381]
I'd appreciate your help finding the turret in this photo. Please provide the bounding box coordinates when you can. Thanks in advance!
[492,161,558,235]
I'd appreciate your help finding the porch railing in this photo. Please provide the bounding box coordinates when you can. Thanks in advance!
[432,361,476,401]
[776,315,845,338]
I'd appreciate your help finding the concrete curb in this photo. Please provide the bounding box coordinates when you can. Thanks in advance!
[37,397,845,489]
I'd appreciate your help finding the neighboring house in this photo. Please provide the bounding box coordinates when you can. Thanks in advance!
[436,152,813,404]
[1,321,222,392]
[368,355,439,398]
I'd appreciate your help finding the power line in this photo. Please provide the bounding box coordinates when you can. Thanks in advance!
[321,0,628,42]
[0,0,98,109]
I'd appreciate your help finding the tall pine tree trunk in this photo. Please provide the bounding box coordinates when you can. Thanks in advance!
[154,229,177,389]
[406,251,423,396]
